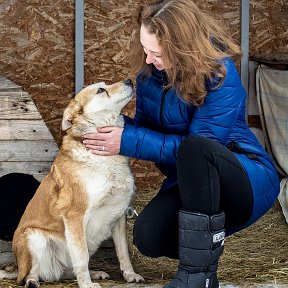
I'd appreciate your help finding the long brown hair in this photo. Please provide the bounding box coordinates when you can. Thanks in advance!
[130,0,241,105]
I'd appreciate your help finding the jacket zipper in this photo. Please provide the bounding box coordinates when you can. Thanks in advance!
[160,87,169,128]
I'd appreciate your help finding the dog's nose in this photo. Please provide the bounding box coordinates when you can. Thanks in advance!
[123,79,133,86]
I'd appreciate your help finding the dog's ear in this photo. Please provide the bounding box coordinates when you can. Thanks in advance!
[61,100,82,132]
[61,118,72,132]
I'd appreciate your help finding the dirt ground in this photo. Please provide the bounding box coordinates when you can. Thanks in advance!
[1,200,288,288]
[0,282,288,288]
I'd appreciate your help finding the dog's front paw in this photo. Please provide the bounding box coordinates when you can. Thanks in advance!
[122,271,145,283]
[79,283,101,288]
[90,270,110,280]
[25,279,40,288]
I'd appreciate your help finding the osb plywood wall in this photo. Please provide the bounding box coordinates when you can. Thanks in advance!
[0,0,287,190]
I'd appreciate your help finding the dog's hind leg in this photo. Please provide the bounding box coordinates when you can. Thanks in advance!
[20,232,70,286]
[16,251,40,288]
[13,237,36,287]
[24,252,44,288]
[112,214,144,283]
[15,247,40,288]
[64,216,100,288]
[25,275,40,288]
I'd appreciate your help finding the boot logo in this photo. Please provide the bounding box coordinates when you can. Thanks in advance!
[213,231,225,243]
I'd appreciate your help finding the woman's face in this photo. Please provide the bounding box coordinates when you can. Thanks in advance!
[140,24,165,71]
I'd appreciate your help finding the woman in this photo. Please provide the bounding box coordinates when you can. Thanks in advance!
[83,1,280,287]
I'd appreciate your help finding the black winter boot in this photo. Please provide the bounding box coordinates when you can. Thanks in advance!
[163,210,225,288]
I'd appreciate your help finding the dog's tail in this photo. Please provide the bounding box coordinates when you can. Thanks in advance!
[0,269,18,280]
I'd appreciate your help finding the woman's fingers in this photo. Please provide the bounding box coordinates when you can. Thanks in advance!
[82,127,123,155]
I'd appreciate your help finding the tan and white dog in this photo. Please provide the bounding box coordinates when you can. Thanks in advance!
[1,79,144,288]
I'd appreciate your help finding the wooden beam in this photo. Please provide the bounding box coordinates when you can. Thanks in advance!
[75,0,85,95]
[240,0,250,95]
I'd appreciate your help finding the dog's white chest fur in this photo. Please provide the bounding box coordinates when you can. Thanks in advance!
[75,154,135,253]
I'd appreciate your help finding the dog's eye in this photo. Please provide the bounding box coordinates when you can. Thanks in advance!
[97,87,106,94]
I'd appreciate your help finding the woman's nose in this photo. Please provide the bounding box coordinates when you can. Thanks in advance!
[145,51,154,64]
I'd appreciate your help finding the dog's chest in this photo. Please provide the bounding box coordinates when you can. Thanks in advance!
[78,159,134,204]
[76,161,134,251]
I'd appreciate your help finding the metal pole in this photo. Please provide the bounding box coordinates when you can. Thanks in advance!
[240,0,250,95]
[75,0,84,95]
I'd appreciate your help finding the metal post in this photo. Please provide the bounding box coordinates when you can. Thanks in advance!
[240,0,250,95]
[75,0,85,95]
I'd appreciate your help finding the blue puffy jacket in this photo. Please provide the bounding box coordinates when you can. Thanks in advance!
[120,57,280,229]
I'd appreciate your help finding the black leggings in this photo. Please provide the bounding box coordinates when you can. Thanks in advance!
[133,136,254,259]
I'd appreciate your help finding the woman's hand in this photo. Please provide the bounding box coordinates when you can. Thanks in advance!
[83,127,123,156]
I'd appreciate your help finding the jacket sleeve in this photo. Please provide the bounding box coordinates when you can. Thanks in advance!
[120,123,186,165]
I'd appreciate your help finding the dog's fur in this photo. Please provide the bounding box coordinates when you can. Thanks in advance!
[1,80,143,288]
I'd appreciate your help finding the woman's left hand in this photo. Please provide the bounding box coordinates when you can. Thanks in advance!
[83,127,123,156]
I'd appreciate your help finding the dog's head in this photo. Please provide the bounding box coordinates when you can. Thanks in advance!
[61,79,133,134]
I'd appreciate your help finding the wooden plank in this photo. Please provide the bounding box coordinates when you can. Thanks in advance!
[0,240,14,266]
[0,120,56,140]
[0,161,53,182]
[0,92,42,120]
[0,91,30,98]
[0,76,22,92]
[0,240,12,252]
[0,252,15,265]
[0,140,58,161]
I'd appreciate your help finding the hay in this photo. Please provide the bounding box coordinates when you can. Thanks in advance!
[125,191,288,285]
[82,185,288,285]
[220,202,288,284]
[88,189,288,285]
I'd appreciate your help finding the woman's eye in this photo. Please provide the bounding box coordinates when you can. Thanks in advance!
[97,87,106,94]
